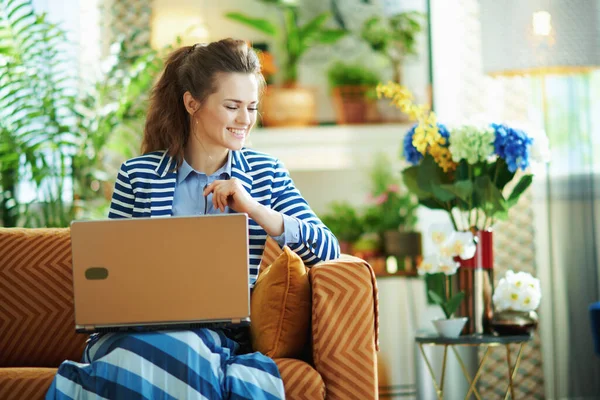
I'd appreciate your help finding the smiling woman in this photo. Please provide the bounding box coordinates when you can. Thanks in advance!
[45,37,340,400]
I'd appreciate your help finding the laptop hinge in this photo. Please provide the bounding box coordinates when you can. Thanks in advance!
[231,318,241,324]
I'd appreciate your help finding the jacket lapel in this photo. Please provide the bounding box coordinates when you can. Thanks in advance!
[231,149,253,194]
[150,150,252,217]
[152,151,177,217]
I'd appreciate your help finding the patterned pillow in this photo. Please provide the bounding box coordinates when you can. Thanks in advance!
[250,246,310,358]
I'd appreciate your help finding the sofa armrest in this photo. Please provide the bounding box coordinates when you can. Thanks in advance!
[309,255,379,400]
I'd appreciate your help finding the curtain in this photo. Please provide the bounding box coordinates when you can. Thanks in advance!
[534,71,600,399]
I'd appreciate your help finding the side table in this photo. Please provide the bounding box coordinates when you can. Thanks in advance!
[415,334,533,400]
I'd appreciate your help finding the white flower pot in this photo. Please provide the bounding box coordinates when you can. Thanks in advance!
[433,317,468,338]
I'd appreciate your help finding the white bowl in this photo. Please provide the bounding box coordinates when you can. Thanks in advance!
[432,317,468,338]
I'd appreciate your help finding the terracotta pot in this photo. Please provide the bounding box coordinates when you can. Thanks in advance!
[331,85,379,124]
[259,85,317,127]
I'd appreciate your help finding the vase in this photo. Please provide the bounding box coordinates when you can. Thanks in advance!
[455,230,495,335]
[491,310,538,336]
[433,317,469,338]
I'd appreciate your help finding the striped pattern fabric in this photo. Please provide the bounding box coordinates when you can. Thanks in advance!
[46,329,285,399]
[108,149,340,286]
[0,228,87,368]
[309,256,380,400]
[274,359,325,399]
[0,368,57,400]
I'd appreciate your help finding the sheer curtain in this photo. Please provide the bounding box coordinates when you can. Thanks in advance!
[534,71,600,399]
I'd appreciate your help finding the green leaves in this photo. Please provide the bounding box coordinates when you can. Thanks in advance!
[428,289,465,319]
[507,174,533,208]
[225,7,345,84]
[223,12,277,37]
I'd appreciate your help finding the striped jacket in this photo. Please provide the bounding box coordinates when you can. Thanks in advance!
[108,148,340,284]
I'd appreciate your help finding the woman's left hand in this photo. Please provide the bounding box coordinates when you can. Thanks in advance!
[203,178,260,215]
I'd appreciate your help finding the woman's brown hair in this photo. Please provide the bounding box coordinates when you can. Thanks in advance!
[141,38,265,167]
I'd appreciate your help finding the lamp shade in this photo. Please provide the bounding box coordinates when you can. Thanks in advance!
[480,0,600,76]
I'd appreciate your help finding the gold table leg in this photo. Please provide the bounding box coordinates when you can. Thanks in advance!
[418,343,444,400]
[464,346,491,400]
[504,343,526,400]
[450,346,483,400]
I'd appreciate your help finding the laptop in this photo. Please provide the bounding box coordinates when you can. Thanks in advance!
[70,214,250,333]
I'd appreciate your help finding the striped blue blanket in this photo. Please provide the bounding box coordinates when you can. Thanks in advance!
[45,329,284,400]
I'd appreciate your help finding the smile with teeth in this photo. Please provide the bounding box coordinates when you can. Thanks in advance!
[227,127,246,138]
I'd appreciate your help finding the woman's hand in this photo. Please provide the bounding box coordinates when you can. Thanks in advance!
[204,178,285,237]
[203,178,259,215]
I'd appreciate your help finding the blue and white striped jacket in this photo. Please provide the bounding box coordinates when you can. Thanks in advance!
[108,148,340,284]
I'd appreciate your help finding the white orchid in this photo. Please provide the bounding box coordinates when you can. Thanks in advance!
[417,225,475,276]
[493,270,542,312]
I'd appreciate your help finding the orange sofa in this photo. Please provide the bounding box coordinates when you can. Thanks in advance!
[0,228,379,399]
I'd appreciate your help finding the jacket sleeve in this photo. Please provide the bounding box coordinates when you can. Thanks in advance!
[108,161,135,219]
[270,159,340,264]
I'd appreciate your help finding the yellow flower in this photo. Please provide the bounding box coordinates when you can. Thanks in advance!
[377,82,456,171]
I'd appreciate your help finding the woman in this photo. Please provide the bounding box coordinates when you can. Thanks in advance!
[46,38,340,399]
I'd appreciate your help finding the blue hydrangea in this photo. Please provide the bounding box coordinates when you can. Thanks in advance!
[491,123,533,172]
[403,123,450,165]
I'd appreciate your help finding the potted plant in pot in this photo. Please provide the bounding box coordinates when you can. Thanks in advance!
[362,153,421,272]
[225,0,346,126]
[361,11,425,122]
[418,225,477,337]
[319,201,363,254]
[491,270,541,335]
[327,61,381,124]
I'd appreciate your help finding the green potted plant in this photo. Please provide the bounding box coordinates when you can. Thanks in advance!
[319,201,363,254]
[361,11,425,85]
[362,153,421,272]
[327,61,381,124]
[225,0,346,126]
[361,11,425,122]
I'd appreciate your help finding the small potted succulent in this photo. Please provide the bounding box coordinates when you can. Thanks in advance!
[491,270,542,335]
[418,224,476,337]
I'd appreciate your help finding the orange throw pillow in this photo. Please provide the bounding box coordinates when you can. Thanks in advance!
[250,246,311,359]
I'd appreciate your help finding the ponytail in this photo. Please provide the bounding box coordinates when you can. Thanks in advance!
[141,46,192,166]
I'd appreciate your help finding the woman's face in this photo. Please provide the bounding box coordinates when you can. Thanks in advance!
[192,72,259,151]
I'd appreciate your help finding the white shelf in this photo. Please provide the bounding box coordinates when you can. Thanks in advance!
[247,123,413,172]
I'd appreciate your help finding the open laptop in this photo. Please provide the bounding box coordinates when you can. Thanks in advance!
[70,214,250,333]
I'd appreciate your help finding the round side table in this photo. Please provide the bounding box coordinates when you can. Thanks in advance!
[415,334,533,400]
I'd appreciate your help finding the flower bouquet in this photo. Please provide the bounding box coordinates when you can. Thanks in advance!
[491,270,542,335]
[377,82,550,334]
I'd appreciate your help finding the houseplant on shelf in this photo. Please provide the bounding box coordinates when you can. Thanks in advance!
[418,225,476,337]
[319,201,363,254]
[491,270,541,335]
[362,153,421,272]
[225,0,346,126]
[377,81,551,334]
[361,11,425,122]
[327,61,381,124]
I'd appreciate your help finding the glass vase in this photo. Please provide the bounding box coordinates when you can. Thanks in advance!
[455,230,495,335]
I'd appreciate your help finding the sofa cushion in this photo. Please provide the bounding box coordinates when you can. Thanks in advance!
[0,228,87,367]
[0,367,56,400]
[274,358,325,400]
[250,246,311,358]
